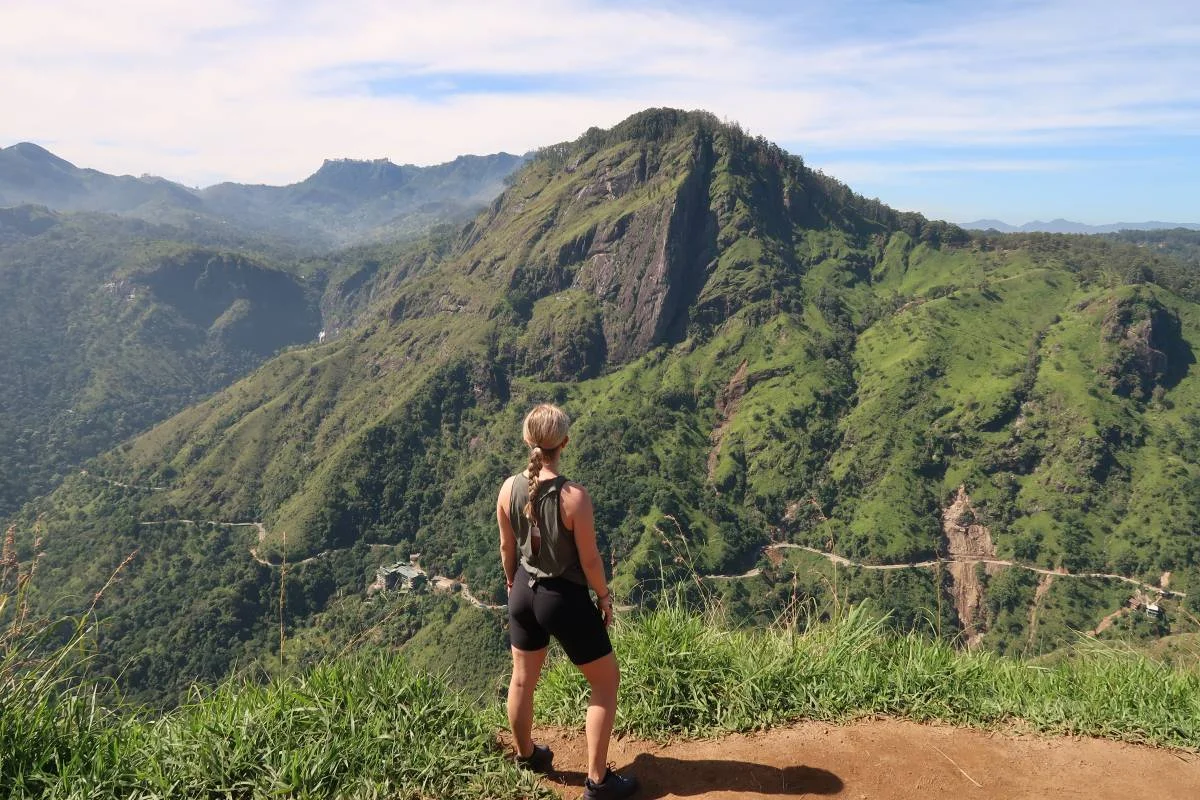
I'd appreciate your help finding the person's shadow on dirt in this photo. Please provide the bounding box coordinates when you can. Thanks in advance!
[555,753,842,798]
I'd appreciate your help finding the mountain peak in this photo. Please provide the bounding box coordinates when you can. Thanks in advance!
[303,157,414,193]
[563,108,725,156]
[7,141,56,157]
[318,156,397,169]
[2,141,77,170]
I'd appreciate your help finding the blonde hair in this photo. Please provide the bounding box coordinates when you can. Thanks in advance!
[522,404,570,528]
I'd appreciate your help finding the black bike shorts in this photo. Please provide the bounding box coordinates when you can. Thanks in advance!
[508,564,613,665]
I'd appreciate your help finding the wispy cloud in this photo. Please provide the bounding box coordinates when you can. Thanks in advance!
[1,0,1197,220]
[813,158,1089,184]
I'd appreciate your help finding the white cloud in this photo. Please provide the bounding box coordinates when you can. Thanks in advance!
[0,0,1197,187]
[810,158,1087,186]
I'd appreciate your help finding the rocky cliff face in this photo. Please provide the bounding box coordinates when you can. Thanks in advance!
[436,109,886,379]
[572,134,717,362]
[1100,291,1192,399]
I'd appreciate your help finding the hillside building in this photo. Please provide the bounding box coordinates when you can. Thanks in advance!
[374,563,427,594]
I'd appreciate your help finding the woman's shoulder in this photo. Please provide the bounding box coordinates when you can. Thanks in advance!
[499,470,535,494]
[501,470,532,486]
[558,479,592,505]
[497,474,520,505]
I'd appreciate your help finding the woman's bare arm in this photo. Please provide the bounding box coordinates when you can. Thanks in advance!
[561,481,613,626]
[497,476,518,591]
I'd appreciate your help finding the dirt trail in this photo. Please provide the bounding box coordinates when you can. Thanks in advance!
[941,486,998,644]
[1091,604,1131,637]
[1027,573,1056,647]
[529,720,1200,800]
[707,360,748,483]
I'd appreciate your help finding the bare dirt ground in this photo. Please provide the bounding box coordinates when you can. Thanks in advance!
[940,486,999,644]
[526,719,1200,799]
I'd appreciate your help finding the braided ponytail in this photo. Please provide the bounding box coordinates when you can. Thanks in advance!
[520,405,571,550]
[523,446,545,528]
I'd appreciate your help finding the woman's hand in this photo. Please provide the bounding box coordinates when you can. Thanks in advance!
[597,592,613,627]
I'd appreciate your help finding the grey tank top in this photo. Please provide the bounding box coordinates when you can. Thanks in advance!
[509,473,586,585]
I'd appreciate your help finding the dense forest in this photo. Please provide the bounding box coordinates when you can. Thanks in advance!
[0,208,323,515]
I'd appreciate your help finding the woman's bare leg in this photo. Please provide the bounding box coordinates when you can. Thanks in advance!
[508,646,548,757]
[576,652,620,783]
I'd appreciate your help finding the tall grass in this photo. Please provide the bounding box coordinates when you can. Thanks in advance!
[537,599,1200,748]
[5,515,1199,798]
[0,522,132,796]
[141,658,551,800]
[1,653,553,799]
[0,522,552,800]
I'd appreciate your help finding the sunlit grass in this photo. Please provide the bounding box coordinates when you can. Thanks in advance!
[4,519,1198,798]
[538,599,1200,747]
[0,524,551,800]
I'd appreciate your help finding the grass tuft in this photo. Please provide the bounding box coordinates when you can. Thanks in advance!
[1,654,553,800]
[0,522,551,800]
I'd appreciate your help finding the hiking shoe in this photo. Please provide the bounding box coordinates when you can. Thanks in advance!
[583,767,639,800]
[515,743,554,774]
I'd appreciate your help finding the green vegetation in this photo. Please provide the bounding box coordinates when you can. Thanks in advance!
[2,654,548,799]
[7,109,1200,705]
[538,602,1200,748]
[4,575,1197,799]
[0,528,544,799]
[0,209,323,515]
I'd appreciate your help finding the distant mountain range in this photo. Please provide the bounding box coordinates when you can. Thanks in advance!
[964,218,1200,234]
[0,142,525,248]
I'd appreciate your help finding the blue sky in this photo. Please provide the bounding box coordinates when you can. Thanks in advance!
[2,0,1198,224]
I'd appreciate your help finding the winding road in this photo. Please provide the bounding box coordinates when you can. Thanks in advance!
[711,543,1186,598]
[109,445,1180,618]
[135,517,1187,615]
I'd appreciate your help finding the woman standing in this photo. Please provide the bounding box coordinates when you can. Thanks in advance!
[497,404,638,800]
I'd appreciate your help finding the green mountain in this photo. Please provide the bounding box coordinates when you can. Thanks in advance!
[15,109,1200,704]
[0,143,201,214]
[1111,228,1200,268]
[198,153,525,247]
[0,142,524,248]
[0,206,321,514]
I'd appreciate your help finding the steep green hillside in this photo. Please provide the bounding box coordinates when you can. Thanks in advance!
[0,208,321,514]
[18,110,1200,703]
